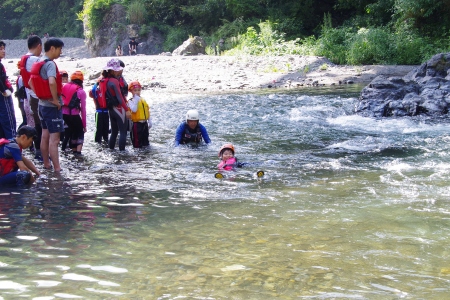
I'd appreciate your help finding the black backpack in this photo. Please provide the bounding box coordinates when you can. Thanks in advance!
[67,92,81,109]
[15,85,27,100]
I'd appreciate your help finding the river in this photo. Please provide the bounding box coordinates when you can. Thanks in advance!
[0,85,449,299]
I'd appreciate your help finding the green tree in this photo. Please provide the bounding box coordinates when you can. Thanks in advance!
[1,0,84,38]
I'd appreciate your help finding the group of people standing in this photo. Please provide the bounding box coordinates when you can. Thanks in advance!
[0,34,230,187]
[0,36,144,186]
[0,36,65,185]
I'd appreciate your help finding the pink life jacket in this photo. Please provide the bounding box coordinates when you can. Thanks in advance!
[217,157,237,171]
[61,82,80,107]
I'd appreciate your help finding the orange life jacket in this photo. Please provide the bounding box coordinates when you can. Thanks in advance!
[30,59,62,99]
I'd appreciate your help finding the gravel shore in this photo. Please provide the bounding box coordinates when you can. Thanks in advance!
[1,38,417,94]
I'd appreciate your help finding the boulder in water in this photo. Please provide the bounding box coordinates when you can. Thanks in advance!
[356,53,450,117]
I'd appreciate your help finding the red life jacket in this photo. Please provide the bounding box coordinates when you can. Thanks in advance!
[61,82,80,107]
[30,59,62,99]
[19,54,31,89]
[97,78,109,109]
[0,139,18,177]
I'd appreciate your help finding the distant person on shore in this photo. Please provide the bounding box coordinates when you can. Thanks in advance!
[116,45,123,56]
[0,126,41,186]
[61,71,86,155]
[29,38,65,172]
[20,35,43,161]
[127,81,150,148]
[174,109,211,146]
[99,58,130,151]
[129,38,138,55]
[218,38,224,54]
[0,40,17,140]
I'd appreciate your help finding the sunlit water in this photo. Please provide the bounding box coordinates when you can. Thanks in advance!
[1,85,450,299]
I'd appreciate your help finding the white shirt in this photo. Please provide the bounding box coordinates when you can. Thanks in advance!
[25,52,40,98]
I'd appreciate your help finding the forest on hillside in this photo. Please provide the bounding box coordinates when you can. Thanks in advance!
[1,0,450,64]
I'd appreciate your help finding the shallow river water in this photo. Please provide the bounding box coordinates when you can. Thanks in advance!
[1,85,450,299]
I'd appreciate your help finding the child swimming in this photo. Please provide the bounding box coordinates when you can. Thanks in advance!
[217,143,244,170]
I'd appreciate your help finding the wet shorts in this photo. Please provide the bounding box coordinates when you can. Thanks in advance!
[39,105,65,133]
[0,171,32,186]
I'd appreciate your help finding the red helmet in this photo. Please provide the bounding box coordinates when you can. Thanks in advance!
[128,81,142,91]
[218,143,235,157]
[70,70,84,81]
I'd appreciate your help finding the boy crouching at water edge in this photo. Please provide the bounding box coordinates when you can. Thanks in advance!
[0,126,40,186]
[127,81,151,148]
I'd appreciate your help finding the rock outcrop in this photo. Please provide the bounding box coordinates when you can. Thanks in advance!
[172,36,206,56]
[85,4,163,57]
[356,53,450,117]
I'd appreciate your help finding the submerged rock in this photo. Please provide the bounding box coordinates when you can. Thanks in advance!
[356,53,450,117]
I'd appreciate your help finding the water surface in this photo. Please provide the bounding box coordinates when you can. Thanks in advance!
[1,85,450,299]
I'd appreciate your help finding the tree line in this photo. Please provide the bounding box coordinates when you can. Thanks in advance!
[1,0,449,64]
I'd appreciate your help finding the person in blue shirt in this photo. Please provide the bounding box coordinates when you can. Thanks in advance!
[0,126,40,186]
[174,109,211,146]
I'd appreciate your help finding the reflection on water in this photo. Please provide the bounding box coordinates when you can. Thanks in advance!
[1,85,450,299]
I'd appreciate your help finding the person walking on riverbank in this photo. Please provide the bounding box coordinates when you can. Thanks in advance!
[0,41,17,140]
[20,35,43,161]
[99,58,130,151]
[29,38,65,172]
[174,109,211,146]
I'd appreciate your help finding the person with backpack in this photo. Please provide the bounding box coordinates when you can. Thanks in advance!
[28,38,64,172]
[0,126,40,186]
[61,71,86,155]
[99,58,131,151]
[0,40,17,140]
[20,35,43,161]
[89,76,109,144]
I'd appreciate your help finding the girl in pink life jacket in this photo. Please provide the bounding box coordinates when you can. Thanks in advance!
[217,143,245,171]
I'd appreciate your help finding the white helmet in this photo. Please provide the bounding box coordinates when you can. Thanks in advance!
[186,109,199,121]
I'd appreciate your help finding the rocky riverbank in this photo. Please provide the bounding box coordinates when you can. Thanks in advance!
[1,38,417,94]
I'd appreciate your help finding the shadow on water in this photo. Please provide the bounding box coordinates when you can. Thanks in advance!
[1,84,450,298]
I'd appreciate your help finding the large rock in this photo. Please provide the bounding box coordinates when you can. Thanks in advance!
[85,4,163,57]
[356,53,450,117]
[172,36,206,56]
